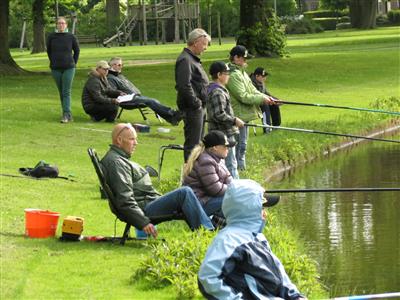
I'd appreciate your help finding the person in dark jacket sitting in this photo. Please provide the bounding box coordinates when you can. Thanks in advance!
[81,61,123,122]
[107,57,182,125]
[100,123,214,238]
[198,179,306,300]
[182,130,233,217]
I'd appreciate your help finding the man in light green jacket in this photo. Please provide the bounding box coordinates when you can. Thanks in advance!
[226,45,275,170]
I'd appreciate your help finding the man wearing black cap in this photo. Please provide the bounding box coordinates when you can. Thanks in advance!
[175,28,211,162]
[226,45,276,171]
[250,67,281,134]
[207,61,244,179]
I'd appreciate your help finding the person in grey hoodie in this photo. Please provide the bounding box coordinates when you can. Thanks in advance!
[198,179,306,300]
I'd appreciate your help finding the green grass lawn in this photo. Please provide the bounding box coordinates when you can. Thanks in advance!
[1,27,399,299]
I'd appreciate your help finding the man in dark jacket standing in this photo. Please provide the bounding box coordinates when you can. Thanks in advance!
[100,123,214,237]
[175,28,211,162]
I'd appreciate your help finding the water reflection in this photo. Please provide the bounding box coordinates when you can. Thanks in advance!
[272,141,400,297]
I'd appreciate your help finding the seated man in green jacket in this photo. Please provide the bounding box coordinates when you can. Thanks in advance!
[101,123,214,237]
[226,45,276,171]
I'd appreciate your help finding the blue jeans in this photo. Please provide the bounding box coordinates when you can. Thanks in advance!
[134,95,176,122]
[235,125,249,170]
[225,146,239,179]
[51,68,75,114]
[202,196,224,217]
[144,186,214,230]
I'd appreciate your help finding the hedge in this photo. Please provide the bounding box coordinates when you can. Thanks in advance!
[313,18,338,30]
[388,9,400,24]
[304,10,344,18]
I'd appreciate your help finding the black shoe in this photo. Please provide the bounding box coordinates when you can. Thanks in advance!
[169,111,183,126]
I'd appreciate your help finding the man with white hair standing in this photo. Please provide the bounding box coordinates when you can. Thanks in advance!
[175,28,211,162]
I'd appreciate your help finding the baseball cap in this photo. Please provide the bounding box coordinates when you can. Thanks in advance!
[203,131,234,148]
[209,61,230,76]
[229,45,254,59]
[262,194,280,207]
[254,67,269,77]
[96,60,110,69]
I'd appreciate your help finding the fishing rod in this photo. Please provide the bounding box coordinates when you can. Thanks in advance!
[273,99,400,116]
[266,187,400,193]
[245,123,400,144]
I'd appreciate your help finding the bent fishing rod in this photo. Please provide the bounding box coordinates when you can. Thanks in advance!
[265,187,400,194]
[272,99,400,116]
[245,123,400,144]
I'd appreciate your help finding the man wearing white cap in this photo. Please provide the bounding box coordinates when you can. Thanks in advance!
[81,60,123,122]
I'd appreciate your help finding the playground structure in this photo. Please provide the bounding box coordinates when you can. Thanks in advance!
[103,0,201,47]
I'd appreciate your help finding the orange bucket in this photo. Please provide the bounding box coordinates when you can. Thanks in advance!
[25,209,60,238]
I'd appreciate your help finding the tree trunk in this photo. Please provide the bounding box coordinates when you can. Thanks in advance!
[350,0,377,28]
[0,0,26,74]
[31,0,46,54]
[240,0,264,28]
[106,0,120,36]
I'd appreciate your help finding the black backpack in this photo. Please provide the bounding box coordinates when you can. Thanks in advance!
[19,160,59,178]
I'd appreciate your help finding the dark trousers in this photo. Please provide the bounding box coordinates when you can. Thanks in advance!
[120,95,175,122]
[86,103,119,122]
[260,104,281,128]
[182,107,205,162]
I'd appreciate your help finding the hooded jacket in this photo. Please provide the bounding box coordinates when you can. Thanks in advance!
[198,179,303,300]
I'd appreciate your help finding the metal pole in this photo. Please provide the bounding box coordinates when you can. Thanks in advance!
[19,19,27,50]
[245,123,400,144]
[266,188,400,193]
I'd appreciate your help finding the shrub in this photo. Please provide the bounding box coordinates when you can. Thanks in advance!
[284,17,324,34]
[336,22,352,30]
[388,9,400,24]
[236,10,287,57]
[304,9,344,18]
[376,14,390,26]
[313,17,338,30]
[340,16,350,23]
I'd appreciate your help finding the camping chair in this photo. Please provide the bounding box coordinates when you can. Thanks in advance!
[88,148,188,244]
[158,144,184,181]
[88,148,132,245]
[117,102,162,123]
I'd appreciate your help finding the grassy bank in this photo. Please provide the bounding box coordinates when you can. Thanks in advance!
[1,27,399,299]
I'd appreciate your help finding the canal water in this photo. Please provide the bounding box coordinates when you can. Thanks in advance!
[271,140,400,298]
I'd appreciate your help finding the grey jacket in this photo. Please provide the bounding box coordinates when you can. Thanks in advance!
[206,83,239,138]
[81,70,120,112]
[100,145,161,229]
[107,70,141,95]
[175,48,209,111]
[183,150,232,204]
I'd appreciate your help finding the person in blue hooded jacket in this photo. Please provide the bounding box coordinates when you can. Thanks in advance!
[198,179,306,300]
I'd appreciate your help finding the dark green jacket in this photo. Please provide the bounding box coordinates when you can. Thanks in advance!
[101,145,161,229]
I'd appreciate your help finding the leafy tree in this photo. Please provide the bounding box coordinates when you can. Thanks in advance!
[106,0,120,36]
[237,0,286,57]
[319,0,349,11]
[349,0,377,28]
[266,0,297,16]
[0,0,26,74]
[31,0,46,54]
